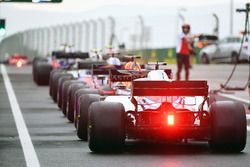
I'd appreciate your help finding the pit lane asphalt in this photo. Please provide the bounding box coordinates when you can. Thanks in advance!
[0,64,250,167]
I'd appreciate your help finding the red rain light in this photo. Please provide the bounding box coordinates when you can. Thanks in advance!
[16,60,23,68]
[167,114,175,126]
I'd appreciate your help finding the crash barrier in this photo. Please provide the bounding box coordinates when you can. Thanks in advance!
[130,47,201,64]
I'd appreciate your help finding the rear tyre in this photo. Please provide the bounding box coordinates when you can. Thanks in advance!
[49,69,63,97]
[57,74,74,109]
[89,102,125,152]
[76,93,100,140]
[210,101,246,152]
[61,80,80,115]
[67,83,85,122]
[32,57,47,82]
[200,53,210,64]
[74,88,99,128]
[35,61,52,85]
[51,72,68,102]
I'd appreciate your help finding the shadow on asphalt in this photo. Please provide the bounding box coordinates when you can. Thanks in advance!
[89,140,248,156]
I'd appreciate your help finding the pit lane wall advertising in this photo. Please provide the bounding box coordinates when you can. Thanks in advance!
[130,47,201,64]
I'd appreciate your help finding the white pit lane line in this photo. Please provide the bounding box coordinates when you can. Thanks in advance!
[218,92,250,105]
[1,64,41,167]
[219,93,250,131]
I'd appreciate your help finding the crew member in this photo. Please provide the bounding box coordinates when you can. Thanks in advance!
[124,55,141,71]
[106,48,121,66]
[176,23,194,80]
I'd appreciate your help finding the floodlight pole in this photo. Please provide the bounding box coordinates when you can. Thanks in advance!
[175,8,186,46]
[138,15,145,50]
[230,0,234,35]
[212,13,219,36]
[98,18,105,49]
[90,19,97,49]
[108,16,115,46]
[82,21,89,51]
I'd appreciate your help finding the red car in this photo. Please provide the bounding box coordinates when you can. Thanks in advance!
[8,54,28,67]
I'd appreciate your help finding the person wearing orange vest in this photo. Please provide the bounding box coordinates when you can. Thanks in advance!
[124,56,141,71]
[176,23,194,80]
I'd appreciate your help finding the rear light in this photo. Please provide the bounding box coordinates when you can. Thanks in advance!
[243,45,248,49]
[167,114,175,126]
[16,60,23,68]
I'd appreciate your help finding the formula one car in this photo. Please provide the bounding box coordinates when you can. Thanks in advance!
[8,54,29,67]
[32,45,90,85]
[51,61,168,141]
[51,63,148,126]
[75,66,151,140]
[50,53,147,120]
[84,70,246,153]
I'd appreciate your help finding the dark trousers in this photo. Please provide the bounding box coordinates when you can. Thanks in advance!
[176,54,190,80]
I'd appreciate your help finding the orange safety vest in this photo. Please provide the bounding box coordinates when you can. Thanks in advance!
[124,61,141,71]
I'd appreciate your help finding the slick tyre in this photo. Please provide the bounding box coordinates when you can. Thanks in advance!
[35,61,52,86]
[67,83,85,122]
[89,102,125,152]
[210,101,246,152]
[57,74,74,109]
[61,80,81,115]
[76,93,100,140]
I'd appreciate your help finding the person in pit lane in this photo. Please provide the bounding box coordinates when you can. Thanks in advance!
[124,55,141,71]
[106,48,121,66]
[176,23,195,81]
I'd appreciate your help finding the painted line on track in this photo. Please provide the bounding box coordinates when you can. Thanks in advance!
[0,64,41,167]
[219,93,250,131]
[218,93,250,105]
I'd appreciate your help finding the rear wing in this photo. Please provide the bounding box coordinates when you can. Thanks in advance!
[132,80,208,96]
[91,64,111,75]
[110,70,148,82]
[147,62,167,65]
[146,62,167,70]
[120,55,142,62]
[52,51,89,59]
[77,61,107,70]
